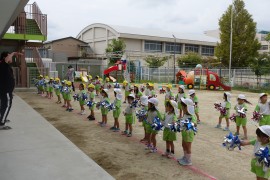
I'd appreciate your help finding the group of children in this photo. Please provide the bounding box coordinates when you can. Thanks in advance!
[35,74,270,179]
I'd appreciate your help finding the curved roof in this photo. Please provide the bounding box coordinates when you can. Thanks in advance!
[77,23,218,43]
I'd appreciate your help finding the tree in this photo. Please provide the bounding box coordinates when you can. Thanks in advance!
[144,55,168,68]
[105,38,126,65]
[177,52,202,67]
[266,33,270,42]
[215,0,261,67]
[251,53,270,87]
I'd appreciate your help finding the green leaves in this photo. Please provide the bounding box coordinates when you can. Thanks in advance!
[106,38,126,65]
[215,0,260,67]
[144,55,169,68]
[177,52,202,67]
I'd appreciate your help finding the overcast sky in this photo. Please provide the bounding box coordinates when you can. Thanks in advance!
[29,0,270,41]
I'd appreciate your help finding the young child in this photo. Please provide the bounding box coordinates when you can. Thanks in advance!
[103,77,111,89]
[241,125,270,180]
[100,89,110,127]
[61,80,67,108]
[175,85,186,118]
[189,90,200,123]
[94,76,101,96]
[215,92,231,131]
[87,84,96,120]
[139,95,149,143]
[54,78,61,104]
[48,78,54,99]
[235,94,251,140]
[134,84,143,100]
[145,98,162,153]
[122,94,136,137]
[162,100,178,158]
[65,81,73,112]
[255,93,270,126]
[123,80,130,103]
[37,75,45,95]
[144,83,150,97]
[44,76,49,98]
[78,83,87,115]
[178,98,197,166]
[148,83,156,99]
[87,74,93,83]
[164,84,174,108]
[111,88,122,132]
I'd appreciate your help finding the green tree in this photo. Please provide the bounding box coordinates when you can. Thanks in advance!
[266,33,270,42]
[105,38,126,65]
[144,55,168,68]
[251,53,270,87]
[177,52,202,67]
[215,0,260,67]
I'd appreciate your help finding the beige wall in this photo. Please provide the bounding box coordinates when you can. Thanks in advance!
[121,38,142,52]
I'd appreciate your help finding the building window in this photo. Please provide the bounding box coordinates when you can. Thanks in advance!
[260,45,269,50]
[185,44,199,53]
[201,46,215,56]
[144,41,162,52]
[165,43,181,54]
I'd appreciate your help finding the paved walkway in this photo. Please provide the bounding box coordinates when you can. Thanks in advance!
[0,95,114,180]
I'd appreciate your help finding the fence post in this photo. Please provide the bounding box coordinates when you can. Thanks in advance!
[158,68,160,82]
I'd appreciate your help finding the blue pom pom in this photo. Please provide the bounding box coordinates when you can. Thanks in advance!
[255,147,270,172]
[151,117,163,131]
[222,132,241,151]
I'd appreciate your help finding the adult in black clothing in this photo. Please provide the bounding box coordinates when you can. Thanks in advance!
[0,51,23,130]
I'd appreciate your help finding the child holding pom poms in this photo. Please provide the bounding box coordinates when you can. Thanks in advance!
[99,89,110,127]
[78,83,87,115]
[254,93,270,126]
[111,88,122,132]
[241,125,270,180]
[65,81,73,112]
[175,85,186,118]
[215,92,231,131]
[162,100,178,158]
[178,98,197,166]
[87,84,96,120]
[139,95,149,143]
[54,78,61,104]
[122,94,136,137]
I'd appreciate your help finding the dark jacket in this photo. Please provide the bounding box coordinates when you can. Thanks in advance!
[0,60,15,94]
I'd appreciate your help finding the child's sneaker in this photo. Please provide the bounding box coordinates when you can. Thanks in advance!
[223,127,230,131]
[179,159,192,166]
[121,130,128,135]
[150,147,157,153]
[98,122,103,124]
[100,123,106,127]
[162,152,169,157]
[80,111,86,115]
[68,108,73,112]
[127,133,132,137]
[177,156,186,162]
[167,153,174,159]
[145,145,152,150]
[215,124,221,129]
[110,126,116,130]
[113,128,120,132]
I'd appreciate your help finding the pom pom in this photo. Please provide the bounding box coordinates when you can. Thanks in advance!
[81,93,88,101]
[96,100,115,111]
[255,147,270,172]
[214,103,227,116]
[73,94,79,101]
[236,107,246,118]
[151,117,163,131]
[130,100,139,108]
[230,114,237,122]
[180,118,198,134]
[86,101,96,108]
[222,132,241,151]
[168,121,181,133]
[135,109,147,122]
[252,111,263,122]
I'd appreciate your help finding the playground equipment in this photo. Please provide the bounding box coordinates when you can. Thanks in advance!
[103,60,127,75]
[176,65,231,91]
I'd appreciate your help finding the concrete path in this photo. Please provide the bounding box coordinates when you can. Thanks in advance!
[0,95,114,180]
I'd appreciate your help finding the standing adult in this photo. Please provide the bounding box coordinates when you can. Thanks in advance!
[0,51,23,130]
[66,65,75,92]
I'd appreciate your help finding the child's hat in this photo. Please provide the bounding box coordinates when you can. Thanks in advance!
[81,83,86,89]
[134,84,139,88]
[87,75,92,79]
[95,75,99,78]
[224,92,231,102]
[179,85,185,91]
[167,100,179,115]
[238,94,246,100]
[259,125,270,137]
[259,93,267,98]
[102,89,109,96]
[128,93,135,99]
[106,77,110,81]
[88,84,95,89]
[148,98,159,107]
[188,89,195,96]
[55,77,60,81]
[66,81,72,86]
[39,75,43,78]
[180,97,195,115]
[148,83,154,87]
[50,77,54,80]
[140,95,148,106]
[114,88,122,100]
[166,84,172,89]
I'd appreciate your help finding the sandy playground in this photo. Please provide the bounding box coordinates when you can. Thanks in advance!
[16,88,262,180]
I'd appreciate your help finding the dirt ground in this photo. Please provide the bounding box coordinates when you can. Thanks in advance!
[16,88,262,180]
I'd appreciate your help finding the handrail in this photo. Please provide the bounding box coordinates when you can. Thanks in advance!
[33,47,45,75]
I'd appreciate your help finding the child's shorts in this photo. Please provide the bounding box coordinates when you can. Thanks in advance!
[178,102,183,110]
[236,117,247,126]
[79,100,86,106]
[38,86,44,91]
[219,112,230,119]
[125,114,134,124]
[62,93,66,100]
[89,104,96,111]
[195,107,199,113]
[163,127,176,141]
[95,85,100,91]
[145,123,158,134]
[101,107,109,115]
[113,108,121,118]
[125,91,130,97]
[55,89,60,96]
[251,158,270,178]
[49,87,54,93]
[181,130,195,143]
[259,115,270,126]
[66,94,72,101]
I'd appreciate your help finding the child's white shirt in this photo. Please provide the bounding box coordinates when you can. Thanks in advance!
[164,113,175,128]
[145,89,150,96]
[146,110,158,124]
[257,102,270,115]
[176,93,185,103]
[125,104,135,114]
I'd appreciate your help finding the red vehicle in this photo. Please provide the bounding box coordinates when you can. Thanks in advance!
[177,69,231,91]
